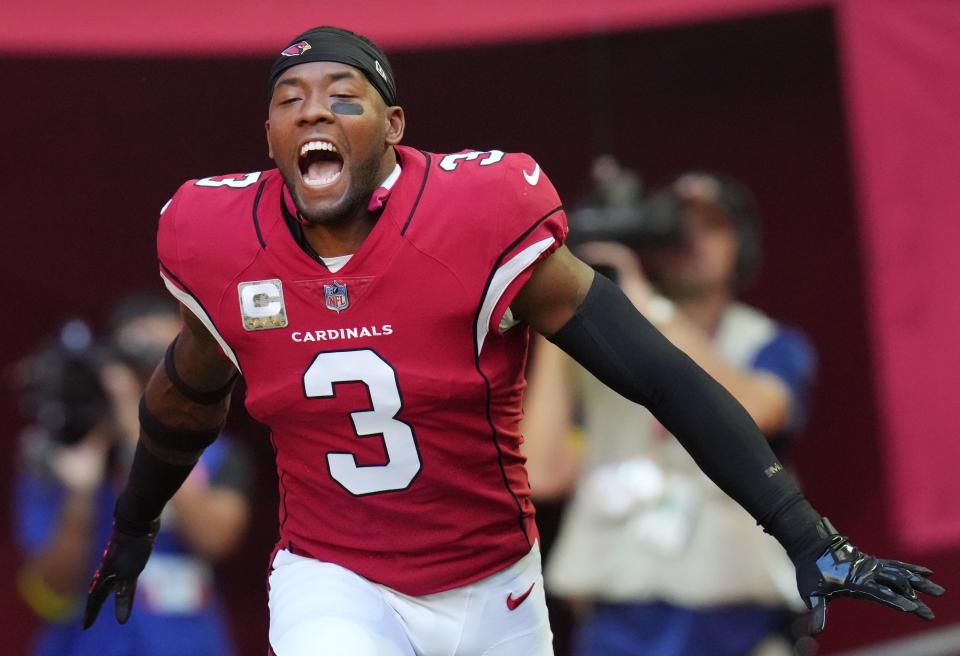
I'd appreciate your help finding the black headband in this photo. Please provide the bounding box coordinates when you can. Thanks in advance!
[268,26,397,106]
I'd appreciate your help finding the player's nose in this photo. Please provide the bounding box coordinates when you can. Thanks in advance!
[297,94,335,126]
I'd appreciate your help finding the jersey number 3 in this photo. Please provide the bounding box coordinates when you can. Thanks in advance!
[303,349,421,495]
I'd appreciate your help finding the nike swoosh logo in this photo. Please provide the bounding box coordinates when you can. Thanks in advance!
[506,581,536,610]
[523,164,541,186]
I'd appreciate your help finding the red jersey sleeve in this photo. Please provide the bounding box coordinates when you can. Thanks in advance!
[155,175,263,371]
[156,181,193,286]
[484,153,568,338]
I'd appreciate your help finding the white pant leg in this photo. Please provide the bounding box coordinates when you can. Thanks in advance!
[457,544,553,656]
[380,543,553,656]
[268,550,415,656]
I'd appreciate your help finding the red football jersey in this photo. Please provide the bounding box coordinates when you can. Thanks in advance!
[157,146,567,594]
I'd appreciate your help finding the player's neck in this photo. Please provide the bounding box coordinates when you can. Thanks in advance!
[301,211,376,258]
[299,150,399,257]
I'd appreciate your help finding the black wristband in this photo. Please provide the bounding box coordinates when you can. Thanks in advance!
[164,335,237,405]
[763,493,829,560]
[138,396,222,454]
[768,503,834,560]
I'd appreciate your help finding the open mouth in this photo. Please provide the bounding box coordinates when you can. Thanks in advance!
[298,140,344,187]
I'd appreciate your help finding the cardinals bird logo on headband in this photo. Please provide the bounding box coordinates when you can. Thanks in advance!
[281,40,312,57]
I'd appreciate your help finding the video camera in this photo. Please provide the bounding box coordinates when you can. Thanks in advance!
[15,320,112,446]
[566,192,685,252]
[568,171,762,288]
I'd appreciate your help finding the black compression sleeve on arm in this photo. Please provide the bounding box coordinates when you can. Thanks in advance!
[114,398,224,531]
[548,273,823,555]
[115,441,196,531]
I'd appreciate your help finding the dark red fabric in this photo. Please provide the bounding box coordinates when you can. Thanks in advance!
[0,0,824,55]
[838,0,960,551]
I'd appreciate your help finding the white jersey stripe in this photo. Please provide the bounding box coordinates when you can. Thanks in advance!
[160,271,241,372]
[476,236,555,355]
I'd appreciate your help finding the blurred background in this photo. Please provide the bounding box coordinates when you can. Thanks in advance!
[2,1,959,654]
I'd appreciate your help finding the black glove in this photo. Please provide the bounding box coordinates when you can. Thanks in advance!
[83,515,161,629]
[793,518,945,634]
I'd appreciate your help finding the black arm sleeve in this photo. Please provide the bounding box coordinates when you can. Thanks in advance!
[114,398,224,533]
[115,442,196,532]
[548,273,823,557]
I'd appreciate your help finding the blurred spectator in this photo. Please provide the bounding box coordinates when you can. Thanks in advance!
[12,295,252,656]
[523,172,816,656]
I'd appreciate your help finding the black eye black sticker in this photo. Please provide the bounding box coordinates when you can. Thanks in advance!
[331,103,363,116]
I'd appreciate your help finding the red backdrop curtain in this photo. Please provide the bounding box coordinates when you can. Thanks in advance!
[1,0,825,54]
[838,0,960,551]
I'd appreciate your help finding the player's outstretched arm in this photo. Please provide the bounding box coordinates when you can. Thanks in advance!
[512,246,944,632]
[83,305,237,629]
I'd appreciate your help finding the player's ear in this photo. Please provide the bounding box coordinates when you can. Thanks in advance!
[265,120,275,159]
[384,106,404,146]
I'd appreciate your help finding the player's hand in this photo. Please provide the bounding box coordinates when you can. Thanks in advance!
[793,519,945,634]
[83,517,160,629]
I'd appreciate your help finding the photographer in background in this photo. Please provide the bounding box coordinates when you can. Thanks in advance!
[523,172,816,656]
[13,295,251,656]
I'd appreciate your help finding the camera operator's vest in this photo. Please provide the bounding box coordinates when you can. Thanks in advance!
[546,303,806,609]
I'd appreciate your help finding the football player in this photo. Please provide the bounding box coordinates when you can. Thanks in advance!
[83,26,943,656]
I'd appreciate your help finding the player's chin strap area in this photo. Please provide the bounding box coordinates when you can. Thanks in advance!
[547,272,822,549]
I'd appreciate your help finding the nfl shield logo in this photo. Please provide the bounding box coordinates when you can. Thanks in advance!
[324,280,349,314]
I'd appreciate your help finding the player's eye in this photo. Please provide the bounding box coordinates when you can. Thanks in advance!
[272,90,302,105]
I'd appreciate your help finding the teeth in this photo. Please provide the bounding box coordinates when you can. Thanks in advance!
[299,140,338,157]
[304,170,342,186]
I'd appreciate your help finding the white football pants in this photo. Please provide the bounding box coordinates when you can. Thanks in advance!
[268,543,553,656]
